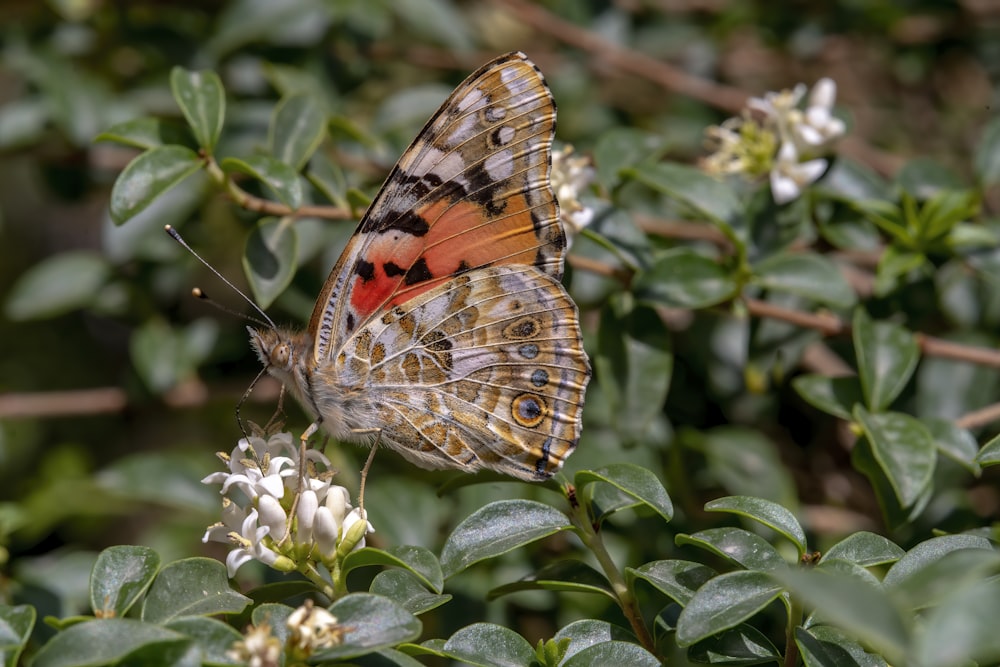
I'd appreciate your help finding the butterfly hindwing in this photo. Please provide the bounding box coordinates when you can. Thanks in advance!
[308,52,564,364]
[327,265,588,479]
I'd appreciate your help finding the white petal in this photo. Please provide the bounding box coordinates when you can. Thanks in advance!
[258,495,288,537]
[226,548,254,577]
[793,158,828,185]
[809,78,837,110]
[313,506,339,556]
[771,170,801,204]
[296,490,319,542]
[325,486,350,524]
[202,523,229,544]
[796,124,825,146]
[201,472,230,485]
[256,474,287,499]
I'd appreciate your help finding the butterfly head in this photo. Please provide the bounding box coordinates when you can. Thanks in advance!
[247,325,310,386]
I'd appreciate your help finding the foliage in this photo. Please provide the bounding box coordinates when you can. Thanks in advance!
[2,1,1000,666]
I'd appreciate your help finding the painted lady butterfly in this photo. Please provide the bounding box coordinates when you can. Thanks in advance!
[249,52,590,481]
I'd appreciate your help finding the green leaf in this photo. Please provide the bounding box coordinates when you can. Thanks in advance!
[882,534,994,591]
[792,375,864,421]
[110,145,202,225]
[594,305,673,444]
[699,427,798,507]
[676,528,786,572]
[675,570,784,647]
[974,116,1000,186]
[627,162,742,237]
[574,463,673,523]
[554,619,639,661]
[242,217,299,309]
[593,128,665,189]
[821,532,904,567]
[0,605,35,666]
[627,560,716,606]
[370,570,451,615]
[688,624,781,665]
[897,158,966,199]
[251,603,294,645]
[562,641,661,666]
[94,117,192,150]
[634,248,739,309]
[910,575,1000,667]
[852,309,919,411]
[853,407,936,508]
[130,318,218,393]
[977,432,1000,466]
[873,246,928,297]
[775,568,909,664]
[796,626,888,667]
[440,500,572,578]
[754,252,856,309]
[923,418,980,473]
[141,558,250,624]
[343,545,443,593]
[169,67,225,151]
[887,547,1000,612]
[221,155,303,209]
[441,623,535,667]
[4,251,110,321]
[312,594,422,661]
[704,496,806,556]
[30,619,190,667]
[164,616,244,664]
[488,560,615,601]
[90,546,160,619]
[270,92,327,171]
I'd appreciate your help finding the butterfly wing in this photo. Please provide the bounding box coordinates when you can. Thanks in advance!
[309,52,565,363]
[330,265,589,479]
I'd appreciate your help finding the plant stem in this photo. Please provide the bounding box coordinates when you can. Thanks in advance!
[569,500,658,656]
[783,593,802,667]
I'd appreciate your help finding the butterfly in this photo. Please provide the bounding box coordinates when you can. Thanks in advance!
[249,52,591,482]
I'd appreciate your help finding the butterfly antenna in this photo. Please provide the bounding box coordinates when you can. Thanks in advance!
[164,225,277,330]
[191,287,272,328]
[236,365,270,449]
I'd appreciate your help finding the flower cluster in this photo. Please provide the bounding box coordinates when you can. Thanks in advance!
[702,78,846,204]
[551,145,596,237]
[202,428,373,578]
[227,600,344,666]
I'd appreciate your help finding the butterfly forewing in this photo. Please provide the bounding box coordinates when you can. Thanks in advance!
[309,52,564,363]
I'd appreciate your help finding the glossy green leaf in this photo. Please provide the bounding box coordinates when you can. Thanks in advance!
[270,91,327,171]
[882,534,994,591]
[675,571,783,647]
[853,407,936,508]
[704,496,807,556]
[31,619,190,667]
[562,641,660,666]
[910,575,1000,667]
[312,594,422,661]
[593,128,665,189]
[821,532,904,567]
[851,435,933,529]
[221,155,303,209]
[441,623,535,667]
[109,144,202,225]
[853,309,919,411]
[369,570,451,615]
[754,252,856,309]
[676,528,786,572]
[687,624,781,665]
[344,545,443,593]
[888,547,1000,612]
[627,162,742,235]
[575,463,673,523]
[4,251,110,321]
[89,546,160,619]
[94,117,192,150]
[977,432,1000,466]
[634,248,739,309]
[130,318,218,393]
[440,500,572,578]
[594,305,673,444]
[897,158,965,199]
[553,619,639,662]
[775,568,909,663]
[164,616,243,663]
[873,246,927,297]
[242,217,298,309]
[251,603,294,646]
[169,67,225,151]
[488,560,614,601]
[819,158,892,201]
[0,605,34,666]
[141,558,250,624]
[796,626,888,667]
[792,374,864,421]
[974,116,1000,186]
[627,560,716,606]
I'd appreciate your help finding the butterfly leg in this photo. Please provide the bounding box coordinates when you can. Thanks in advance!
[279,419,324,542]
[352,427,382,517]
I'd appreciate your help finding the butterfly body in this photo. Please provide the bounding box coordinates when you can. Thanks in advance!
[250,52,590,481]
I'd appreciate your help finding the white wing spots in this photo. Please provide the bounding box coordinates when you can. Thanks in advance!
[455,86,485,113]
[485,106,507,122]
[495,126,515,145]
[484,150,514,180]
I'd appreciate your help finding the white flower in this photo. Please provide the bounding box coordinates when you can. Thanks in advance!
[287,600,345,652]
[550,145,596,236]
[797,77,846,146]
[227,621,281,667]
[770,142,828,205]
[202,430,374,576]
